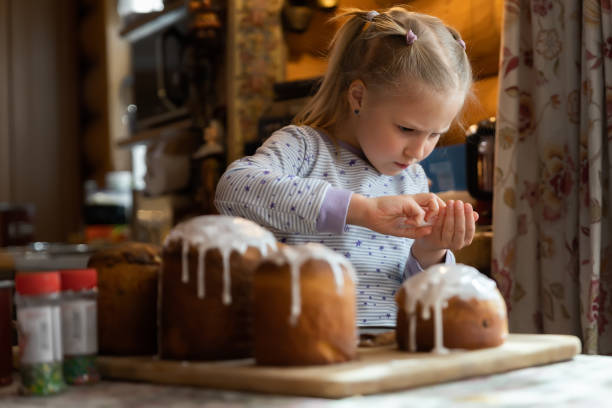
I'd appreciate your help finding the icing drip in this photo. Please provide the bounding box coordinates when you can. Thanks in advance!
[181,241,189,283]
[221,248,231,304]
[164,215,278,303]
[409,314,416,352]
[197,246,205,298]
[433,300,446,354]
[401,264,506,354]
[266,243,357,326]
[290,262,301,326]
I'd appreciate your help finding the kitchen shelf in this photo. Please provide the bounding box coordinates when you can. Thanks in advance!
[117,118,194,147]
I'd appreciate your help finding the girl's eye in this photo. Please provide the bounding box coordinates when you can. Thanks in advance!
[398,125,414,133]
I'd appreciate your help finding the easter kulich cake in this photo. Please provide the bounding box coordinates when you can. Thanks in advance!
[160,215,277,360]
[87,242,162,355]
[396,264,508,353]
[253,243,357,366]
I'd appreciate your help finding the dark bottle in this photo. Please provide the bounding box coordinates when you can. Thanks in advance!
[466,117,496,201]
[0,268,14,386]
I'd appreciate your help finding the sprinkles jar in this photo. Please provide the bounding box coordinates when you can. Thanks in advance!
[15,271,66,396]
[59,269,99,385]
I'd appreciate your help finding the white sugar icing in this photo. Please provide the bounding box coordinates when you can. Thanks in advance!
[265,243,357,326]
[164,215,277,304]
[400,263,506,354]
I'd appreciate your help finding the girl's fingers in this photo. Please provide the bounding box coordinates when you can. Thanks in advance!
[404,208,427,227]
[430,194,446,210]
[414,193,445,221]
[452,200,465,249]
[402,197,427,226]
[426,194,440,212]
[464,202,475,246]
[427,194,446,222]
[417,196,437,223]
[437,206,446,224]
[442,200,455,245]
[428,207,444,242]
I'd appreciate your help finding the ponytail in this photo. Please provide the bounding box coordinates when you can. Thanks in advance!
[294,7,473,133]
[294,10,370,129]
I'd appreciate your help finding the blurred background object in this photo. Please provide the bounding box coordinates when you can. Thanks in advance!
[117,0,164,19]
[0,0,503,249]
[0,265,14,387]
[83,171,132,244]
[1,243,98,272]
[0,204,35,248]
[466,117,495,225]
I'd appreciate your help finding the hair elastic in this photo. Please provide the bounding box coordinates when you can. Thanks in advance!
[457,39,466,50]
[365,10,379,22]
[406,29,418,45]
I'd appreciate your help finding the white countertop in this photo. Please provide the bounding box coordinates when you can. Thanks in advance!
[1,354,610,407]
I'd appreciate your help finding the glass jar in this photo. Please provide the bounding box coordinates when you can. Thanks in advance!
[15,271,66,396]
[59,268,99,385]
[0,269,14,386]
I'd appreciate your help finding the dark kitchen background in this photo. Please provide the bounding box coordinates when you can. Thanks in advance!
[0,0,501,255]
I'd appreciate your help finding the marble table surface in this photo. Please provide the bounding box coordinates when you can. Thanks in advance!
[1,354,611,407]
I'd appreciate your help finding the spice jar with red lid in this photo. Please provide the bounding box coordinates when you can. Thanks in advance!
[15,271,66,396]
[59,268,99,385]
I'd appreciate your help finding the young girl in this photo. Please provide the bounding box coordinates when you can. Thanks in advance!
[215,6,477,327]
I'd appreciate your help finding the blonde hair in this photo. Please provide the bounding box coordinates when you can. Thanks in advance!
[293,6,473,131]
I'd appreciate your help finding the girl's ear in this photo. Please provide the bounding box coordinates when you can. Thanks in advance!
[347,79,366,112]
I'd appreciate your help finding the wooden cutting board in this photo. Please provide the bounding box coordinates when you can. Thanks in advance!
[97,334,581,399]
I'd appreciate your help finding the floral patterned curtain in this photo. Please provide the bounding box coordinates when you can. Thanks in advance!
[492,0,611,354]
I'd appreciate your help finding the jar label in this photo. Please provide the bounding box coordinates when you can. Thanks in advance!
[17,306,63,365]
[61,300,97,355]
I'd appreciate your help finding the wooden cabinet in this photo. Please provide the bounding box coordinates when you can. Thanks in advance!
[0,0,81,242]
[0,1,9,200]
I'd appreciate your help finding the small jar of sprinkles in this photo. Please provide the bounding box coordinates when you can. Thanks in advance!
[15,271,66,396]
[60,269,99,385]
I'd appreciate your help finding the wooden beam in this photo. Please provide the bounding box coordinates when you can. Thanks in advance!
[10,0,81,241]
[226,0,238,162]
[56,0,82,241]
[0,0,11,201]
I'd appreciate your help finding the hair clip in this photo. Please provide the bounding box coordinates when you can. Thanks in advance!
[406,29,418,45]
[366,10,379,22]
[458,39,466,50]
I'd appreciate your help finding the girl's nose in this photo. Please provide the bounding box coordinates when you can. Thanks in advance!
[404,137,428,161]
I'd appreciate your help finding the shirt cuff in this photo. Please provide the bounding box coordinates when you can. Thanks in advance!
[316,187,353,234]
[402,247,456,281]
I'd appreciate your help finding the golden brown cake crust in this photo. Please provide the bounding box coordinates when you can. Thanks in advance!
[160,245,262,360]
[396,287,508,351]
[87,242,161,355]
[253,259,357,366]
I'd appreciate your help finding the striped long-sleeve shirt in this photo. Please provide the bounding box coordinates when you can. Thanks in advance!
[215,125,454,327]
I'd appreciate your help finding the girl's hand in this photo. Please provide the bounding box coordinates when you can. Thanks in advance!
[347,193,446,239]
[411,200,479,268]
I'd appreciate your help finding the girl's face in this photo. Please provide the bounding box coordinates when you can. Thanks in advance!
[350,81,464,176]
